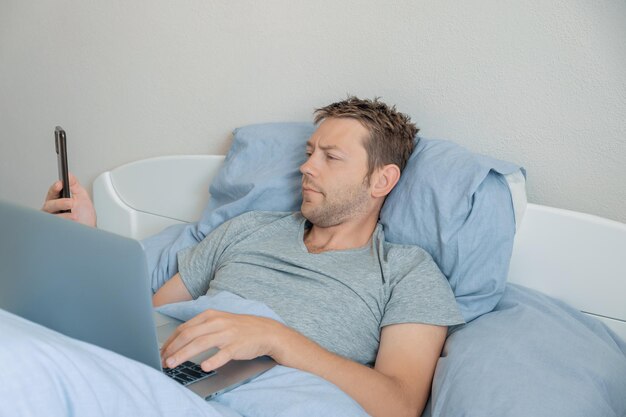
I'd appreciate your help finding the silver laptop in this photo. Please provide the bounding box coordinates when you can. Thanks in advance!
[0,199,275,399]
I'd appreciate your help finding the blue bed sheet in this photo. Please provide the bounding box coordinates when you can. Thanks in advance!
[1,285,624,417]
[0,291,367,417]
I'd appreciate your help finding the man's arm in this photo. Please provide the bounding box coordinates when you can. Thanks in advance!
[152,273,192,306]
[275,322,446,417]
[160,310,446,417]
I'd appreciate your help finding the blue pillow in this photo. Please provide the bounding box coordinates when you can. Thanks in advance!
[200,122,312,230]
[425,283,626,417]
[381,138,520,321]
[141,123,313,291]
[143,122,522,321]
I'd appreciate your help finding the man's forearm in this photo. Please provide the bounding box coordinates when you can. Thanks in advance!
[157,306,429,416]
[271,326,418,417]
[152,273,193,307]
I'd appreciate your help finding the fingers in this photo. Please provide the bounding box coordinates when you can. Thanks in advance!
[42,197,73,214]
[161,318,219,358]
[164,331,230,370]
[161,311,235,369]
[159,311,271,372]
[45,173,78,202]
[56,212,78,221]
[43,174,76,209]
[201,348,232,372]
[44,181,63,204]
[68,172,78,186]
[67,172,87,195]
[160,310,217,353]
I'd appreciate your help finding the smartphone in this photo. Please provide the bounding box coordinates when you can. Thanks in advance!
[55,126,71,210]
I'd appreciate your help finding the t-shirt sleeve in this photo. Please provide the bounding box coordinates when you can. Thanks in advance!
[177,211,289,299]
[380,246,465,328]
[176,218,235,299]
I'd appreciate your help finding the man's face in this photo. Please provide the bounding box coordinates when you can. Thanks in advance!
[299,117,373,227]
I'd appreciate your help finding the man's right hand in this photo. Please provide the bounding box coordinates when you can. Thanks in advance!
[42,172,97,227]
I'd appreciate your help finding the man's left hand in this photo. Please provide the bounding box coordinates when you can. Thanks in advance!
[160,309,286,372]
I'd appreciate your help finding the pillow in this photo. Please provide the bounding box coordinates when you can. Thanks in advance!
[380,138,521,321]
[141,123,314,292]
[425,283,626,417]
[142,122,523,321]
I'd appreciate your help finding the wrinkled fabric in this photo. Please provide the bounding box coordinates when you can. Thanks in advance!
[0,291,369,417]
[142,122,523,323]
[426,284,626,417]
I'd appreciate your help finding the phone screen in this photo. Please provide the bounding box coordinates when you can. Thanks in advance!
[55,126,71,201]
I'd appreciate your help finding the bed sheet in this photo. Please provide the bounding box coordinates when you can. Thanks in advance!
[2,285,625,417]
[0,291,368,417]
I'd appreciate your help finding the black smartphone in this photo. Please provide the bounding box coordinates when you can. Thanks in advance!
[55,126,71,206]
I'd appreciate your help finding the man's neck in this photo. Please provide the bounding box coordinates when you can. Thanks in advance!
[303,215,379,254]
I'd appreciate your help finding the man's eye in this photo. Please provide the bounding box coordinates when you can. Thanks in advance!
[326,154,338,160]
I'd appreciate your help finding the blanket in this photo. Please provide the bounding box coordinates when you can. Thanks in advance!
[2,286,625,417]
[0,291,368,417]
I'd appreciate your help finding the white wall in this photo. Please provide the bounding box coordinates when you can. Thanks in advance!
[1,0,625,223]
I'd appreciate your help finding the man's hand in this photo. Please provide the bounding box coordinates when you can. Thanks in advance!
[160,307,444,417]
[42,173,97,227]
[160,310,286,372]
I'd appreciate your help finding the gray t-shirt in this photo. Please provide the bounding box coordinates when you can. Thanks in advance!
[177,211,463,365]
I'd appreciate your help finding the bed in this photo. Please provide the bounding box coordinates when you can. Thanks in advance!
[1,122,625,417]
[90,122,625,417]
[93,143,626,343]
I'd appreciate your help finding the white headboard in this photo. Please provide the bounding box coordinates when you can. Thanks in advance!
[93,155,225,240]
[93,155,626,341]
[507,205,626,340]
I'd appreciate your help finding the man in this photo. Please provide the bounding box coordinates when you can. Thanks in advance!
[43,97,463,417]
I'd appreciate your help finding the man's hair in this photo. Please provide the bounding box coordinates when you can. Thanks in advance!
[313,96,418,177]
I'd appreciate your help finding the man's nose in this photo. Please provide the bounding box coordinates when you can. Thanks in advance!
[299,157,316,177]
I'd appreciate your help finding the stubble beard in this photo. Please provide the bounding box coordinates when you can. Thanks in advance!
[302,182,371,228]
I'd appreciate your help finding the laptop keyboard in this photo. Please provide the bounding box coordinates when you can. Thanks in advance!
[163,361,217,386]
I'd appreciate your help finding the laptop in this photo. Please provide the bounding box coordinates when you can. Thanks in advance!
[0,199,275,399]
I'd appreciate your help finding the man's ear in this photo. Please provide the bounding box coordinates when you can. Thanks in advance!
[371,164,401,198]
